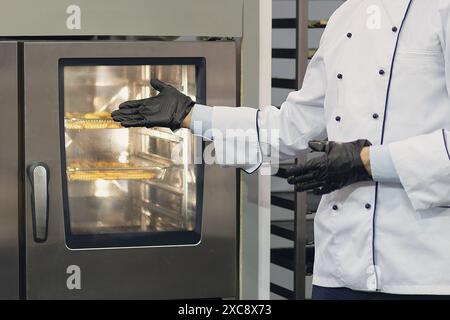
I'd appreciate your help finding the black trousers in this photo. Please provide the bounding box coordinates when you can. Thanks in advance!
[312,285,450,300]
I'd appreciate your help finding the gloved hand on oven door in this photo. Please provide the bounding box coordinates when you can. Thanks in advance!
[111,79,195,131]
[286,139,373,195]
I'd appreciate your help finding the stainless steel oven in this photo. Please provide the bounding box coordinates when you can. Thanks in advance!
[22,41,237,299]
[0,0,270,300]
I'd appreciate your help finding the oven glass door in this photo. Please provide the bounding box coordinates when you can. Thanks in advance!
[61,59,205,248]
[25,41,237,299]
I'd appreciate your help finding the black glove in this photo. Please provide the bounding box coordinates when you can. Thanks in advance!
[111,79,195,131]
[286,140,373,195]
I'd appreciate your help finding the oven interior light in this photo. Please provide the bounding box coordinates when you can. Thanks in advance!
[94,179,111,198]
[118,151,129,163]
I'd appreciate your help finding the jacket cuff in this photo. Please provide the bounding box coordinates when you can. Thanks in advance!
[389,130,450,211]
[190,104,213,140]
[211,107,262,173]
[369,145,400,183]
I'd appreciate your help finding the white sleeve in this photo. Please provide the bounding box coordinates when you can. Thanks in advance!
[209,40,328,173]
[387,3,450,211]
[257,45,327,161]
[389,130,450,210]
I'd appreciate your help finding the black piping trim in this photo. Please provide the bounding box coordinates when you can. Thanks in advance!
[440,130,450,208]
[242,109,263,174]
[372,0,413,290]
[443,129,450,161]
[380,5,412,145]
[372,183,380,276]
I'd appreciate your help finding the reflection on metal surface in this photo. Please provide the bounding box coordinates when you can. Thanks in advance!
[118,151,129,163]
[63,63,199,238]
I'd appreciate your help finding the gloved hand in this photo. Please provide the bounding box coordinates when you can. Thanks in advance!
[111,79,195,131]
[286,140,373,195]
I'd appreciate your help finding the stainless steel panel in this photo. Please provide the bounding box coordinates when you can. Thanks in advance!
[0,0,243,37]
[24,41,237,299]
[0,42,19,299]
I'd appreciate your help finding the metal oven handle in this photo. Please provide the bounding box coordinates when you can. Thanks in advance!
[27,162,50,243]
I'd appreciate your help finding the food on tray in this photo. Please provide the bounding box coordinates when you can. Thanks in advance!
[67,170,156,181]
[69,160,134,169]
[64,119,122,130]
[67,160,159,181]
[65,111,113,120]
[84,113,100,119]
[64,111,122,129]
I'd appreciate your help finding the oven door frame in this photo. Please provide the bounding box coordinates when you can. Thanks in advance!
[24,41,238,299]
[59,57,206,250]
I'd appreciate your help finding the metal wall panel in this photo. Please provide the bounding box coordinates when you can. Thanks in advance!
[0,42,20,299]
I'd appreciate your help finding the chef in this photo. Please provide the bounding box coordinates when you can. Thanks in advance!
[112,0,450,299]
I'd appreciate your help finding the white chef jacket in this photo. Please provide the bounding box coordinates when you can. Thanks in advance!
[209,0,450,294]
[212,0,450,294]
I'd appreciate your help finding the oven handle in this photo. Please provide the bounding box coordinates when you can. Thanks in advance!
[27,162,50,243]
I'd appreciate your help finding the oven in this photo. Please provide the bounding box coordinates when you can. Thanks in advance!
[20,41,237,299]
[0,0,271,300]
